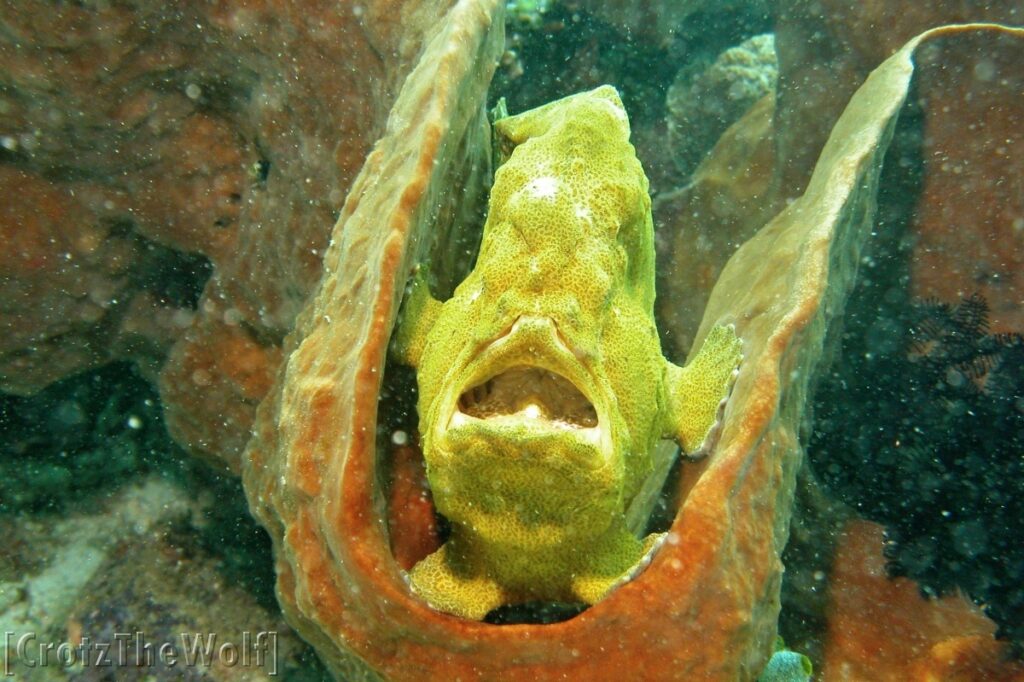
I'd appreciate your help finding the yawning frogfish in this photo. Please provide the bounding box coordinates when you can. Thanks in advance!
[393,85,741,620]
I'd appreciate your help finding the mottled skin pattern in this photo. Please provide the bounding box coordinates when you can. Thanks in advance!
[394,86,742,620]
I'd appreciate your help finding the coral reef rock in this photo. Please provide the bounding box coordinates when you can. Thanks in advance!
[666,33,777,177]
[820,521,1024,681]
[0,0,486,469]
[1,478,316,680]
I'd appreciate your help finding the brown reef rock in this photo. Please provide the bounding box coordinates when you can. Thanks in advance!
[0,0,469,468]
[821,520,1024,681]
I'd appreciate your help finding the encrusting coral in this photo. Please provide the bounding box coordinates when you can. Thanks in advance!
[666,33,777,177]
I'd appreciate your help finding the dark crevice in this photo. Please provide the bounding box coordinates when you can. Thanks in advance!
[133,238,213,310]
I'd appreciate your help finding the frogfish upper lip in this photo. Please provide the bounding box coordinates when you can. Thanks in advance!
[444,316,603,439]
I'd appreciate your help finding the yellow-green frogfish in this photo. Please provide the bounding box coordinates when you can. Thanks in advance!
[393,85,742,620]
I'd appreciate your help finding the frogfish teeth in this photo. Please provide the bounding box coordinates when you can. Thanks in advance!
[393,84,742,621]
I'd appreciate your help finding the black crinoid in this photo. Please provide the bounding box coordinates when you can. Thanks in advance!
[809,293,1024,651]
